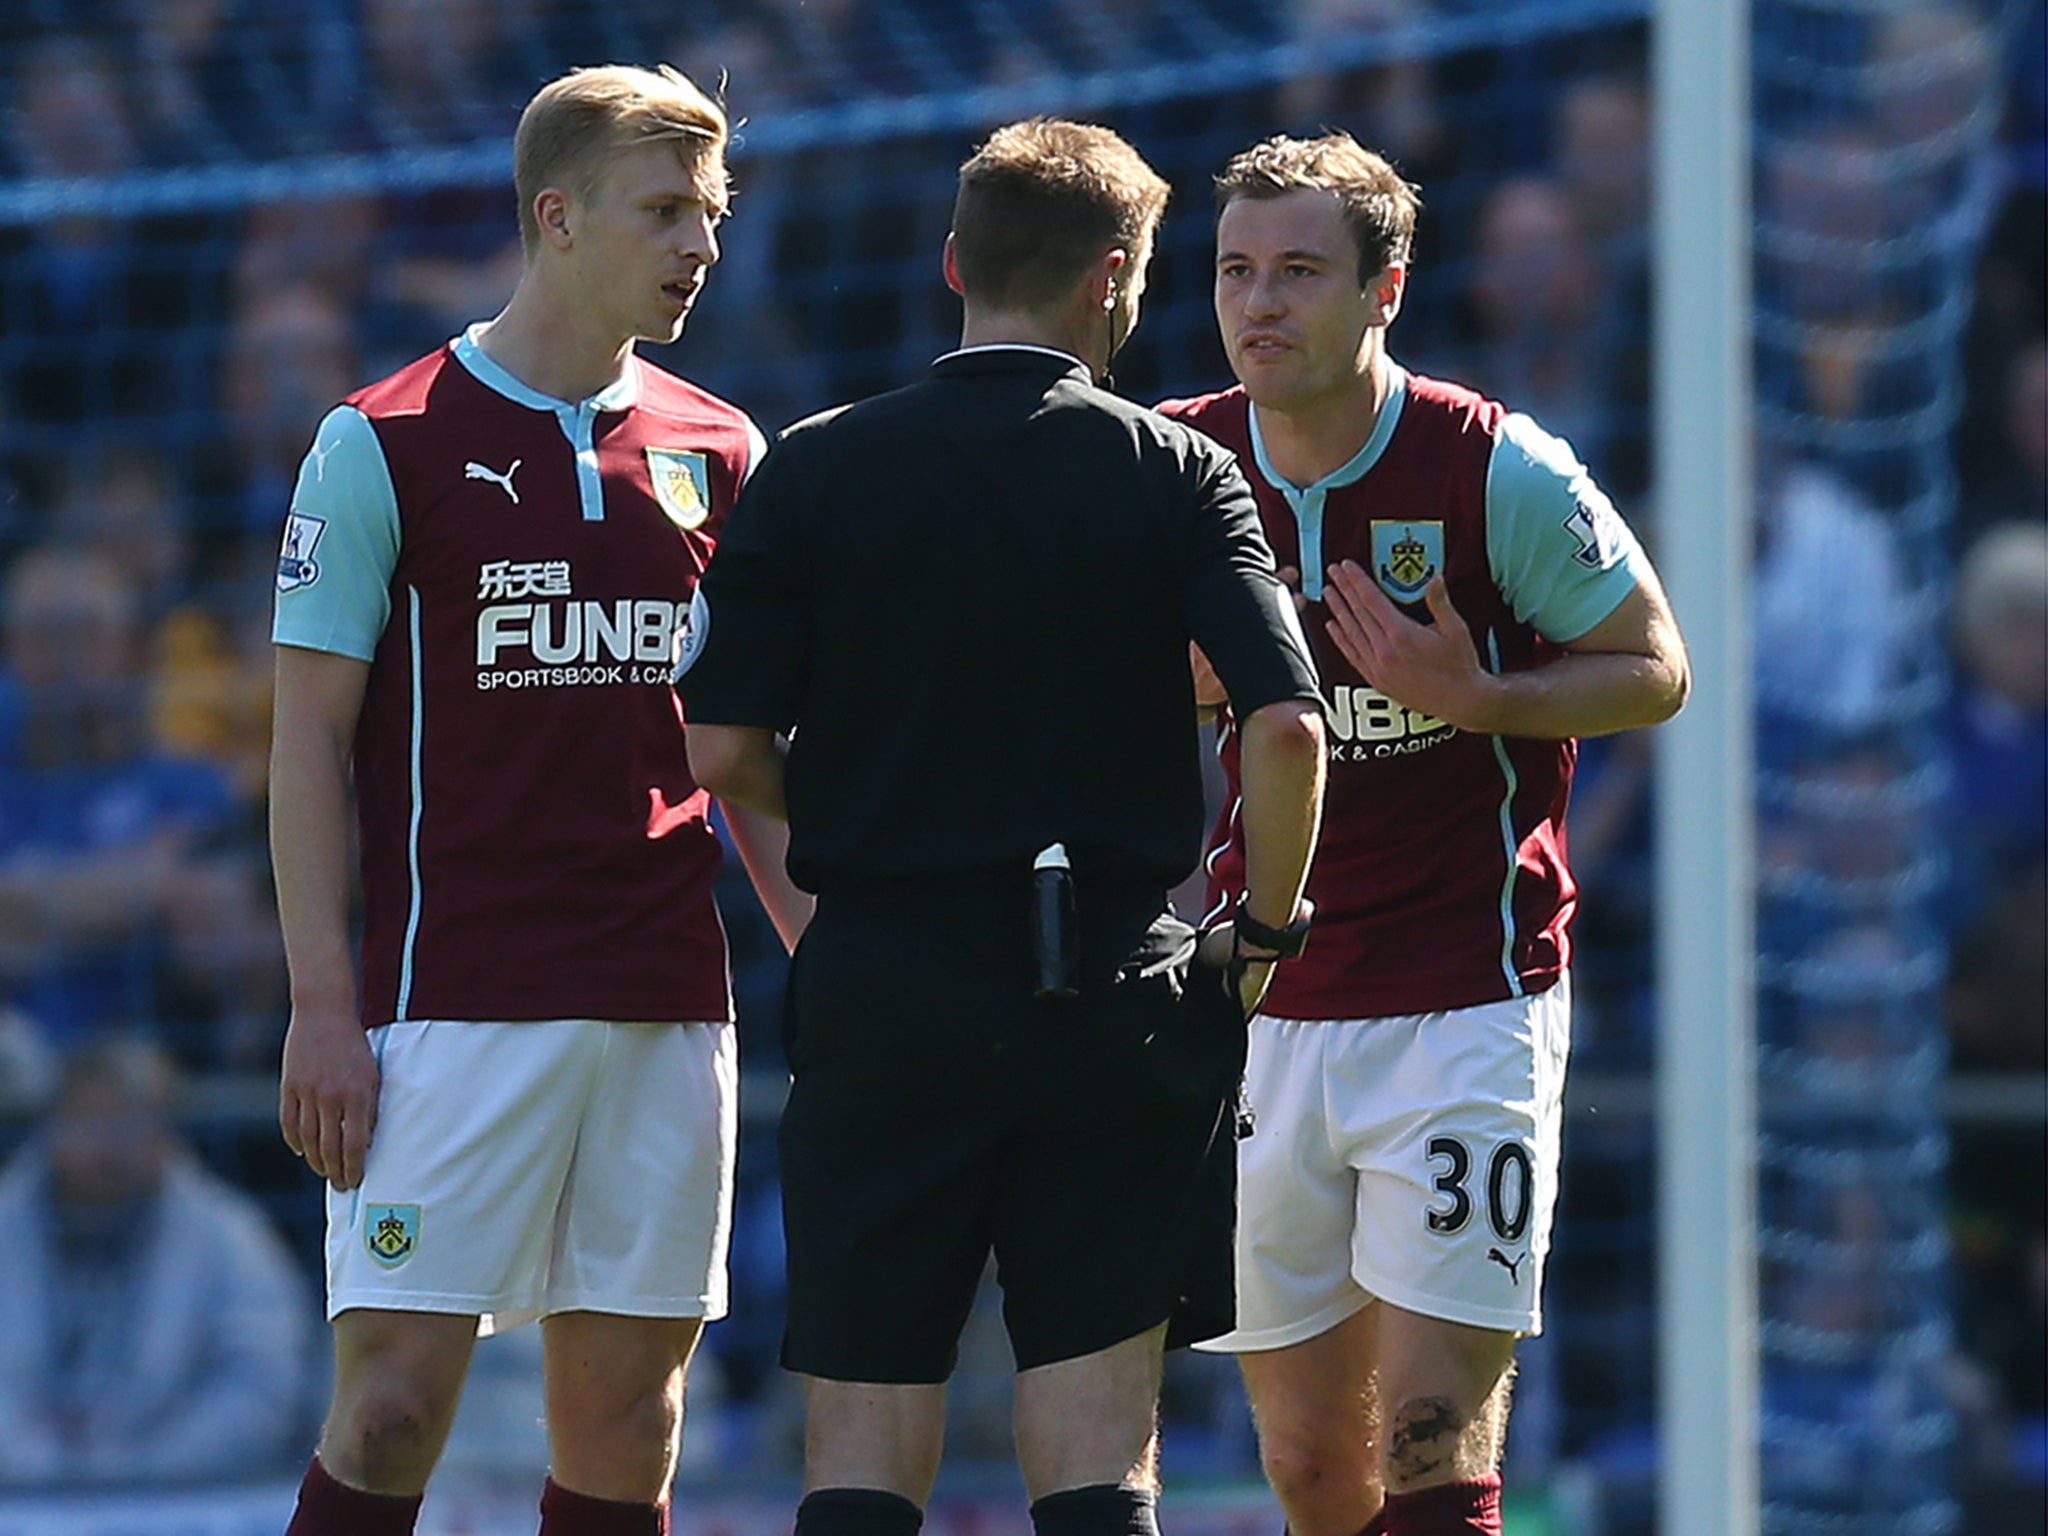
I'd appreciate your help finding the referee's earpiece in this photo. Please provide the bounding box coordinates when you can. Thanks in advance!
[1099,247,1136,381]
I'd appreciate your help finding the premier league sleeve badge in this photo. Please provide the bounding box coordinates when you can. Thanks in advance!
[277,511,328,592]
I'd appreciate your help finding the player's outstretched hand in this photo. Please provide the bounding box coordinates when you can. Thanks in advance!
[279,1007,380,1192]
[1323,563,1495,731]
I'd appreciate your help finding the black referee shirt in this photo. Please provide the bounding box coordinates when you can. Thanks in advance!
[679,346,1321,892]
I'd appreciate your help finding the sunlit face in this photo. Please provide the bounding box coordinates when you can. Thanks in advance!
[1215,189,1394,412]
[566,137,726,348]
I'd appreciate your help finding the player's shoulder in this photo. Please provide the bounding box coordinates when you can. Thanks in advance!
[1150,384,1255,468]
[1394,372,1594,505]
[346,344,459,421]
[629,354,755,436]
[1399,368,1510,441]
[1153,382,1246,428]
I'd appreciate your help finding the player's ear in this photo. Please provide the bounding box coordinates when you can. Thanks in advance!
[1366,263,1407,327]
[535,187,575,251]
[941,232,966,297]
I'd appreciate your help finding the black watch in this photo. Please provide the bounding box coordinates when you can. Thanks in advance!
[1232,898,1313,959]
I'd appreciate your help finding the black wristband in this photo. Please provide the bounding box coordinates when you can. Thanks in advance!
[1233,898,1312,959]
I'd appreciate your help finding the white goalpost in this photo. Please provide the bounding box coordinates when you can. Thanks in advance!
[1654,1,1760,1533]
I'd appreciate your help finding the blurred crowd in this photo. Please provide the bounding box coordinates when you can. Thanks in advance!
[0,0,2039,1514]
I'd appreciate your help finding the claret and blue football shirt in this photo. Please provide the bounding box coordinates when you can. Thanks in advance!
[273,329,765,1027]
[1161,365,1651,1019]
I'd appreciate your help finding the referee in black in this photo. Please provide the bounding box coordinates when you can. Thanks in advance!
[680,119,1325,1536]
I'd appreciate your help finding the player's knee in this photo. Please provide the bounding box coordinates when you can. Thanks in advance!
[325,1379,458,1488]
[615,1377,684,1453]
[554,1370,682,1460]
[1256,1426,1358,1506]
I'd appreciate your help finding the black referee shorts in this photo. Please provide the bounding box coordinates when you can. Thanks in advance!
[777,869,1245,1384]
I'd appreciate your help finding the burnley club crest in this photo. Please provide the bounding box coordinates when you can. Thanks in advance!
[365,1203,420,1269]
[647,447,712,530]
[1369,520,1444,603]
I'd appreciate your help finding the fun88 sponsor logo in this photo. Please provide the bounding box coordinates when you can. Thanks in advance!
[1325,684,1458,762]
[476,598,683,689]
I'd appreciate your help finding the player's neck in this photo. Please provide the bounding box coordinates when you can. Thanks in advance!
[474,284,635,405]
[1250,348,1391,488]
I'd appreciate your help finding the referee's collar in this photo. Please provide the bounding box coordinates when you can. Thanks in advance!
[931,344,1092,384]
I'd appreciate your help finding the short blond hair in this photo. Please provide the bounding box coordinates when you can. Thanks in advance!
[951,118,1170,314]
[1215,132,1422,283]
[514,65,728,257]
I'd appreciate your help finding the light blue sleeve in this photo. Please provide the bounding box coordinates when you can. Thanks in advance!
[270,406,401,661]
[1485,412,1651,644]
[742,415,769,484]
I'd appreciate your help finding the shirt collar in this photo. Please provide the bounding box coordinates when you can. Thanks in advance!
[452,324,641,413]
[1247,362,1409,496]
[934,342,1090,372]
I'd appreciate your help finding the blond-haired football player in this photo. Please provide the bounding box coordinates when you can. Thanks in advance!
[271,65,808,1536]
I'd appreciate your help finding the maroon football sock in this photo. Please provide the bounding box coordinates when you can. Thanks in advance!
[1379,1474,1502,1536]
[284,1455,423,1536]
[537,1476,670,1535]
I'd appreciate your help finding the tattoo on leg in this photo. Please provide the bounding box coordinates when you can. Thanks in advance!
[1387,1396,1467,1486]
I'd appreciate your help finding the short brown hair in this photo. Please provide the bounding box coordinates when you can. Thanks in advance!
[1215,132,1422,284]
[951,119,1171,313]
[514,65,729,257]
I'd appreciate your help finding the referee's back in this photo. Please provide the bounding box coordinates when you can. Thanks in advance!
[681,345,1314,893]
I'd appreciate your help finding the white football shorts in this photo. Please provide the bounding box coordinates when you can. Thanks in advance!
[326,1018,737,1334]
[1198,978,1570,1350]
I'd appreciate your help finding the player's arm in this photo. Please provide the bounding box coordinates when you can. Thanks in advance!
[722,798,813,950]
[1323,413,1689,739]
[1322,562,1687,738]
[271,644,380,1192]
[267,405,400,1193]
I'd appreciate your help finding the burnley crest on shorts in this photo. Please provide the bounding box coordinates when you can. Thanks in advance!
[365,1203,420,1268]
[1369,519,1444,603]
[647,447,712,530]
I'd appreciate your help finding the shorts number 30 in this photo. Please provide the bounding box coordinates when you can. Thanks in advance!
[1425,1135,1533,1242]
